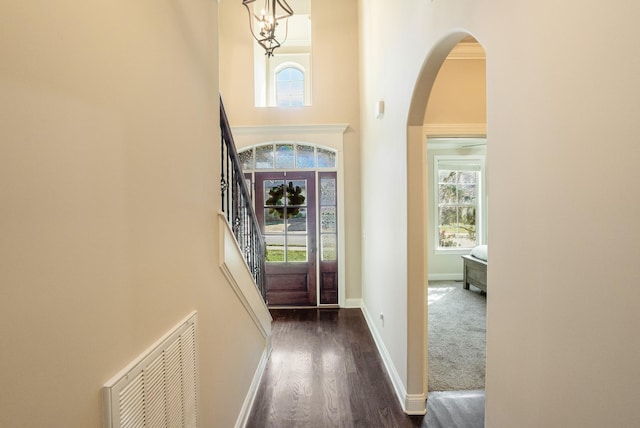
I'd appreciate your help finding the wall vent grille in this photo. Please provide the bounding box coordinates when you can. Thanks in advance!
[103,312,198,428]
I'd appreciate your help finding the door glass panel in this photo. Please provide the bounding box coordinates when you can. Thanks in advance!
[256,145,274,169]
[265,235,285,262]
[264,208,285,233]
[296,144,316,168]
[320,177,336,205]
[320,207,336,233]
[287,235,308,262]
[285,180,307,208]
[321,234,337,261]
[263,177,310,264]
[264,180,285,206]
[287,208,307,233]
[275,144,295,169]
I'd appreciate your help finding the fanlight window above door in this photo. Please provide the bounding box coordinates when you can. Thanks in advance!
[239,143,336,171]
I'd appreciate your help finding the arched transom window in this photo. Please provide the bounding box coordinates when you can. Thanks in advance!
[239,143,337,171]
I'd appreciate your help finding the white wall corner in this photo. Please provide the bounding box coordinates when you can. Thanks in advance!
[344,298,362,308]
[360,303,419,415]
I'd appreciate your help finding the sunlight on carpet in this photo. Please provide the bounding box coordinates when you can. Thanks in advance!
[428,286,456,304]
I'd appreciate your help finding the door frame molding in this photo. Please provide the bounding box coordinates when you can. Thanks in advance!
[231,124,349,307]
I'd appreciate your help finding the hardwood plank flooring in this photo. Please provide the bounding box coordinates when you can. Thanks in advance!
[247,308,424,428]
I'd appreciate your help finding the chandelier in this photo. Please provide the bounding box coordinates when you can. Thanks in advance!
[242,0,294,57]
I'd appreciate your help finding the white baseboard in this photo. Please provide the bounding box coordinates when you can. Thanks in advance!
[405,393,428,415]
[428,273,463,281]
[235,342,272,428]
[360,304,425,415]
[344,298,362,308]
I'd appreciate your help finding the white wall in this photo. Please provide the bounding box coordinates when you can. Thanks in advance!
[359,0,640,426]
[0,1,267,426]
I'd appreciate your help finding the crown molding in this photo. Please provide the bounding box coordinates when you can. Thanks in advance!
[231,124,349,136]
[426,138,487,150]
[424,122,487,137]
[230,124,350,151]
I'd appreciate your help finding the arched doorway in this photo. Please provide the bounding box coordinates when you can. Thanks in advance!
[406,32,488,410]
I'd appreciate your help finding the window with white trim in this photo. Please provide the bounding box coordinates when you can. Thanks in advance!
[276,67,305,107]
[435,156,485,250]
[252,0,312,107]
[239,143,337,171]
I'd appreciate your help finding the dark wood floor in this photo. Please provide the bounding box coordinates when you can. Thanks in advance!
[247,308,485,427]
[246,308,424,427]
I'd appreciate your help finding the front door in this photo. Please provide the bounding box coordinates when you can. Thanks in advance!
[255,171,317,306]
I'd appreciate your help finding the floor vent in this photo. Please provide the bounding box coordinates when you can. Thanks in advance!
[103,311,198,428]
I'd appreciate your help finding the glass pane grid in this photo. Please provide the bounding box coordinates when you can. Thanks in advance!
[286,234,308,262]
[317,148,336,168]
[287,208,307,233]
[276,67,305,107]
[320,177,337,205]
[321,207,336,233]
[437,165,479,249]
[256,145,274,169]
[239,144,337,171]
[263,178,309,264]
[264,180,285,207]
[239,149,254,170]
[321,234,337,261]
[296,144,316,168]
[275,144,295,169]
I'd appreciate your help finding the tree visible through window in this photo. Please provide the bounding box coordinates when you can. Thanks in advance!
[276,67,304,107]
[436,158,483,249]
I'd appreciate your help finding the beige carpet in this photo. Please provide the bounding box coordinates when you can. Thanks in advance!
[428,281,486,391]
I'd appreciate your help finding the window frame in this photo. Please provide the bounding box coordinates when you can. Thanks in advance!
[239,142,337,172]
[275,65,306,107]
[433,154,486,254]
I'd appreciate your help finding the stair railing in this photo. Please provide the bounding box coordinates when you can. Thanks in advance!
[219,96,266,301]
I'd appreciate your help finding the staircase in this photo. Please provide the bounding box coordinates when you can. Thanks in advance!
[219,96,266,301]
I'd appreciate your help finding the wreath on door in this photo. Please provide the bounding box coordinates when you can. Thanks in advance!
[266,181,305,218]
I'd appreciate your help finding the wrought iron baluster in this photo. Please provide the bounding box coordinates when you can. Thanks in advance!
[219,96,266,300]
